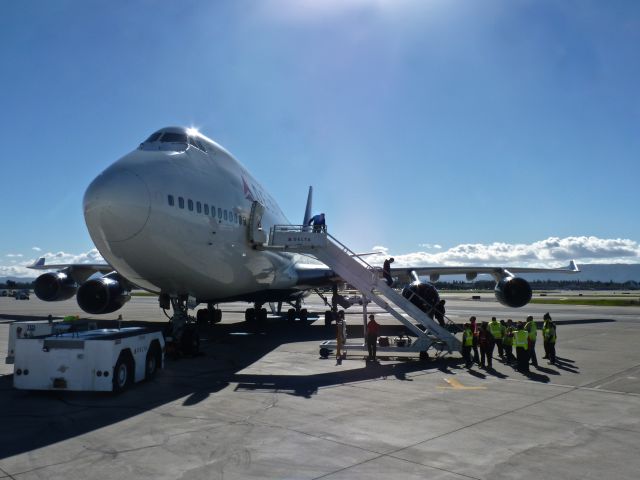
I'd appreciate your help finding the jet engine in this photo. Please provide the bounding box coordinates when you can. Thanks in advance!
[77,273,131,314]
[34,272,77,301]
[401,280,440,313]
[494,276,532,308]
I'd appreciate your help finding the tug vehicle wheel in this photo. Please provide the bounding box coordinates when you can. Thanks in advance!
[113,352,133,393]
[145,342,162,380]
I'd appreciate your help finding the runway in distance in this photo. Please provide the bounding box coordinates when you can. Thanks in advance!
[30,126,579,336]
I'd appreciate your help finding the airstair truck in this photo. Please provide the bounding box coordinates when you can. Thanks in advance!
[13,327,164,392]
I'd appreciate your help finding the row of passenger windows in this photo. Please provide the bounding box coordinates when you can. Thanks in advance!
[167,195,247,225]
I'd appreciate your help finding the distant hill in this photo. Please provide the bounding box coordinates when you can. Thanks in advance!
[419,264,640,283]
[519,264,640,283]
[0,276,35,284]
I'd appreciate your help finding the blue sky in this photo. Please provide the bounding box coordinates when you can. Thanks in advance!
[1,0,639,276]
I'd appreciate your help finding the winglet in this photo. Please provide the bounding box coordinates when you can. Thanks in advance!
[30,257,45,268]
[302,186,313,226]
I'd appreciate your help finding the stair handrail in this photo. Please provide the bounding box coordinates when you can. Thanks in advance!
[269,225,461,336]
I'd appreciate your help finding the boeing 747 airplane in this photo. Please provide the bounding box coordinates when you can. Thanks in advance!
[30,126,578,350]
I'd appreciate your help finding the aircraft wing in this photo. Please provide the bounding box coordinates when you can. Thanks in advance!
[28,257,113,283]
[390,260,580,283]
[293,263,340,288]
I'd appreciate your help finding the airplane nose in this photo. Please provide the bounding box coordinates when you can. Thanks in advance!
[83,166,151,242]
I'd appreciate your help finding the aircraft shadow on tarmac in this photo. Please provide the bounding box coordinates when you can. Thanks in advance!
[0,316,580,459]
[0,313,63,324]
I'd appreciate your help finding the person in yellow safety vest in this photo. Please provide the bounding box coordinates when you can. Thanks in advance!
[515,322,530,373]
[469,316,480,365]
[503,319,515,364]
[524,315,538,368]
[542,312,557,365]
[489,317,505,360]
[462,323,474,368]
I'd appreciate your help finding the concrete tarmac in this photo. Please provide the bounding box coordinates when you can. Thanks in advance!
[1,294,640,479]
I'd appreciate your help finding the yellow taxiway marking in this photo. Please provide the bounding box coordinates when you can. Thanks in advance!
[437,377,487,390]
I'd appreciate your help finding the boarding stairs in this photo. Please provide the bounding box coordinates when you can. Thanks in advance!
[261,225,462,356]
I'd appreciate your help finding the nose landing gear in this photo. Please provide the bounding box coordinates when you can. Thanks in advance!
[162,296,200,358]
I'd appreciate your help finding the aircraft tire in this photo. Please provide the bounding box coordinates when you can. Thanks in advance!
[196,308,209,325]
[181,327,200,356]
[324,311,332,327]
[287,308,296,322]
[299,308,308,323]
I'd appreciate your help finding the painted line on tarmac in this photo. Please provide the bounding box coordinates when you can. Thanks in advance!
[437,377,487,390]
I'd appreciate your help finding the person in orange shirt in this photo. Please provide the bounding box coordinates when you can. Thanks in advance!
[366,314,380,361]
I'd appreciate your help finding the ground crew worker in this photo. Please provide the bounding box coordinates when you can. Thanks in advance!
[542,312,557,364]
[382,257,394,286]
[478,321,493,369]
[489,317,505,360]
[433,299,446,328]
[366,314,380,361]
[503,319,515,364]
[525,315,538,367]
[462,323,474,368]
[469,316,480,365]
[308,212,326,232]
[515,322,530,373]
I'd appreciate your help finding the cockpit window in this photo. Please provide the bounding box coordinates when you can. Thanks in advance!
[160,132,188,143]
[188,136,207,152]
[144,131,162,143]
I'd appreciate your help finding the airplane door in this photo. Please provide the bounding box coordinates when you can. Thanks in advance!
[248,201,267,245]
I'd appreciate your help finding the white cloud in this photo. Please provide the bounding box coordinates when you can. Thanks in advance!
[418,243,442,249]
[369,236,640,268]
[0,248,106,278]
[2,237,639,279]
[32,247,42,252]
[6,253,23,258]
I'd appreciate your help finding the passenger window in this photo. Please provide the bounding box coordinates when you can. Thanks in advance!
[204,204,209,215]
[196,201,202,213]
[234,212,238,223]
[188,199,194,211]
[168,195,174,206]
[218,207,222,219]
[211,206,216,217]
[178,197,184,209]
[223,210,228,221]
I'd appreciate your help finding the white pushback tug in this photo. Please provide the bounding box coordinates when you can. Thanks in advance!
[11,322,164,393]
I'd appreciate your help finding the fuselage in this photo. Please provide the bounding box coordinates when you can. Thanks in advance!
[83,127,313,303]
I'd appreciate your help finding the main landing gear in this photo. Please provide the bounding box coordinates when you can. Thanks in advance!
[197,303,222,326]
[284,298,308,324]
[245,303,268,323]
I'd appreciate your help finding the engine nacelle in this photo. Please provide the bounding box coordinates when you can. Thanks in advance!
[402,281,440,313]
[77,274,131,314]
[34,272,77,301]
[494,276,532,308]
